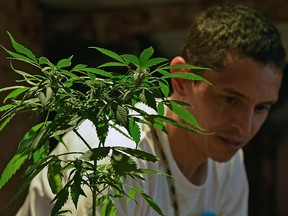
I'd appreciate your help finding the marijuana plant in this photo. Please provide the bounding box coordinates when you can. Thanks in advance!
[0,32,208,215]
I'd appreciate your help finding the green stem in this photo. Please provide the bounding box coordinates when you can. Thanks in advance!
[73,129,93,151]
[92,159,97,216]
[72,128,98,216]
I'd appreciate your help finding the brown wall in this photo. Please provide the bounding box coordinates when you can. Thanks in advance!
[0,0,44,215]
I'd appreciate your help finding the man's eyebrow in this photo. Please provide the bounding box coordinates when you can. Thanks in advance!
[222,88,247,99]
[223,88,277,105]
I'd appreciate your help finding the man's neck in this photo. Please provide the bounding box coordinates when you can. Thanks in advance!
[166,108,208,185]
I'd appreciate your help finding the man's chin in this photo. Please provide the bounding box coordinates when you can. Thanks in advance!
[211,151,239,163]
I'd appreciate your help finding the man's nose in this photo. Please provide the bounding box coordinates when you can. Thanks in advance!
[230,109,254,137]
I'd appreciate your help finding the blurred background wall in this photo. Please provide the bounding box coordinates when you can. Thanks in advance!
[1,0,288,215]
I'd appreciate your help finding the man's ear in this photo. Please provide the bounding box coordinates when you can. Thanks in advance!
[170,56,189,97]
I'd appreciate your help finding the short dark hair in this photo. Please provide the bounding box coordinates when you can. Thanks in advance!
[182,5,286,70]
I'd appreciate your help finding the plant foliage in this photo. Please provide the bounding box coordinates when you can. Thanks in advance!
[0,32,209,215]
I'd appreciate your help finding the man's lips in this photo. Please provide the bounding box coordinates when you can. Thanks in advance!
[219,136,245,150]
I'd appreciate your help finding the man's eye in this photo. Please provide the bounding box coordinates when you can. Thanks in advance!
[255,105,271,113]
[225,96,236,104]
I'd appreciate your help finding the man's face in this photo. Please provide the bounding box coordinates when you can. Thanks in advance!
[182,52,282,162]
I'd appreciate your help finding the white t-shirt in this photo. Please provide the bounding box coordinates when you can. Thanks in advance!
[16,120,248,216]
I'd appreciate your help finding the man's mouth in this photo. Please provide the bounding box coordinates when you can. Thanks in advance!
[220,136,244,150]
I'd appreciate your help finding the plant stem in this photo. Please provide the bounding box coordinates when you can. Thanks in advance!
[73,129,93,151]
[73,128,98,216]
[92,158,97,216]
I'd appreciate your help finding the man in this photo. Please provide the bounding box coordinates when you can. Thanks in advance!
[17,4,286,216]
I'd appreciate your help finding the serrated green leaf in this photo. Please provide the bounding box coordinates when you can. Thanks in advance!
[103,179,125,197]
[1,46,34,63]
[51,186,70,216]
[70,168,86,208]
[7,32,37,63]
[111,150,138,175]
[100,198,116,216]
[57,56,73,69]
[0,113,15,132]
[87,72,96,80]
[24,156,53,178]
[96,195,107,207]
[109,124,133,141]
[12,123,49,156]
[20,122,48,143]
[138,168,168,176]
[158,79,170,98]
[60,70,81,79]
[72,64,87,71]
[148,115,203,134]
[48,159,63,194]
[0,150,29,190]
[0,86,28,93]
[4,87,29,102]
[0,104,15,112]
[33,140,50,163]
[163,72,211,84]
[168,100,191,106]
[70,185,83,209]
[7,155,54,207]
[115,147,159,162]
[161,64,208,70]
[166,100,204,131]
[140,47,154,66]
[51,117,82,138]
[98,62,127,68]
[39,56,54,67]
[149,116,167,132]
[115,105,128,127]
[63,81,73,88]
[139,89,157,111]
[90,47,125,64]
[94,119,109,145]
[80,67,113,78]
[157,69,170,77]
[122,54,140,67]
[81,147,111,161]
[157,102,165,116]
[140,192,164,216]
[128,118,140,144]
[126,186,140,204]
[142,57,168,68]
